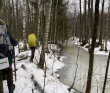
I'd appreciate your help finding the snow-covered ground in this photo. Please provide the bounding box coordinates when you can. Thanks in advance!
[3,37,110,93]
[3,42,75,93]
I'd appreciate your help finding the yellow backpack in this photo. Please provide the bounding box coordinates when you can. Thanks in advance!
[28,34,37,47]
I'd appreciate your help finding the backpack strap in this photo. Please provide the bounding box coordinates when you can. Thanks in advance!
[3,34,8,44]
[0,25,8,45]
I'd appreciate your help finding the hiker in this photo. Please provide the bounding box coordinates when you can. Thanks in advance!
[28,33,39,62]
[2,23,16,80]
[0,18,18,93]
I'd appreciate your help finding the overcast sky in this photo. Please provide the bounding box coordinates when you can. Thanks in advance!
[68,0,109,13]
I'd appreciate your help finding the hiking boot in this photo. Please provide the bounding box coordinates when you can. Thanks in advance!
[8,84,15,93]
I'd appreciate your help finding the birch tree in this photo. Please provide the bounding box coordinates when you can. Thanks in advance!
[37,0,45,69]
[37,0,41,39]
[23,0,27,50]
[26,0,31,35]
[99,0,105,50]
[44,0,52,52]
[38,0,53,69]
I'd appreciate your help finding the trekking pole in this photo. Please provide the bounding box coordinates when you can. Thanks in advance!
[13,46,17,82]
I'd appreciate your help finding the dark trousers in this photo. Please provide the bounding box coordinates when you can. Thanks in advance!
[0,67,13,93]
[30,47,35,62]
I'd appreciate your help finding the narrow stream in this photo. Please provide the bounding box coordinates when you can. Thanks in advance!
[58,41,110,93]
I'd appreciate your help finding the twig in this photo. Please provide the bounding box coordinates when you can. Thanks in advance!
[68,46,80,91]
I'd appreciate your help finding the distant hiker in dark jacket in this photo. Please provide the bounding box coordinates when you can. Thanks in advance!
[0,18,18,93]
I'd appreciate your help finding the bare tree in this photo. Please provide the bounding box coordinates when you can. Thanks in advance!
[0,0,4,18]
[102,52,110,93]
[84,0,87,44]
[104,15,108,51]
[38,0,53,69]
[38,0,45,69]
[87,0,91,50]
[85,0,100,93]
[73,3,77,38]
[54,0,58,44]
[37,0,41,39]
[79,0,82,42]
[99,0,105,50]
[90,0,94,36]
[44,0,53,52]
[16,0,19,39]
[23,0,27,50]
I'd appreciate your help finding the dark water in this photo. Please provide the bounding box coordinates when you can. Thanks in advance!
[58,41,110,93]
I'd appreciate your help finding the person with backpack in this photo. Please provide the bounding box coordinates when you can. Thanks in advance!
[0,18,18,93]
[28,33,39,62]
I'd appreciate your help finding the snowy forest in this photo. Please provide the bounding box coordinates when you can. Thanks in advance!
[0,0,110,93]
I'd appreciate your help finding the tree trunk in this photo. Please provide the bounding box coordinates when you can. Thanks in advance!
[85,0,100,93]
[0,0,4,18]
[37,0,41,39]
[38,0,45,69]
[50,0,54,47]
[79,0,82,42]
[104,4,110,52]
[44,0,52,52]
[8,0,13,33]
[73,8,76,38]
[23,0,27,50]
[88,0,91,50]
[90,0,93,37]
[99,0,105,50]
[62,20,65,44]
[26,0,31,35]
[105,14,108,52]
[102,52,110,93]
[54,0,58,44]
[38,0,52,69]
[16,0,19,39]
[84,0,87,44]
